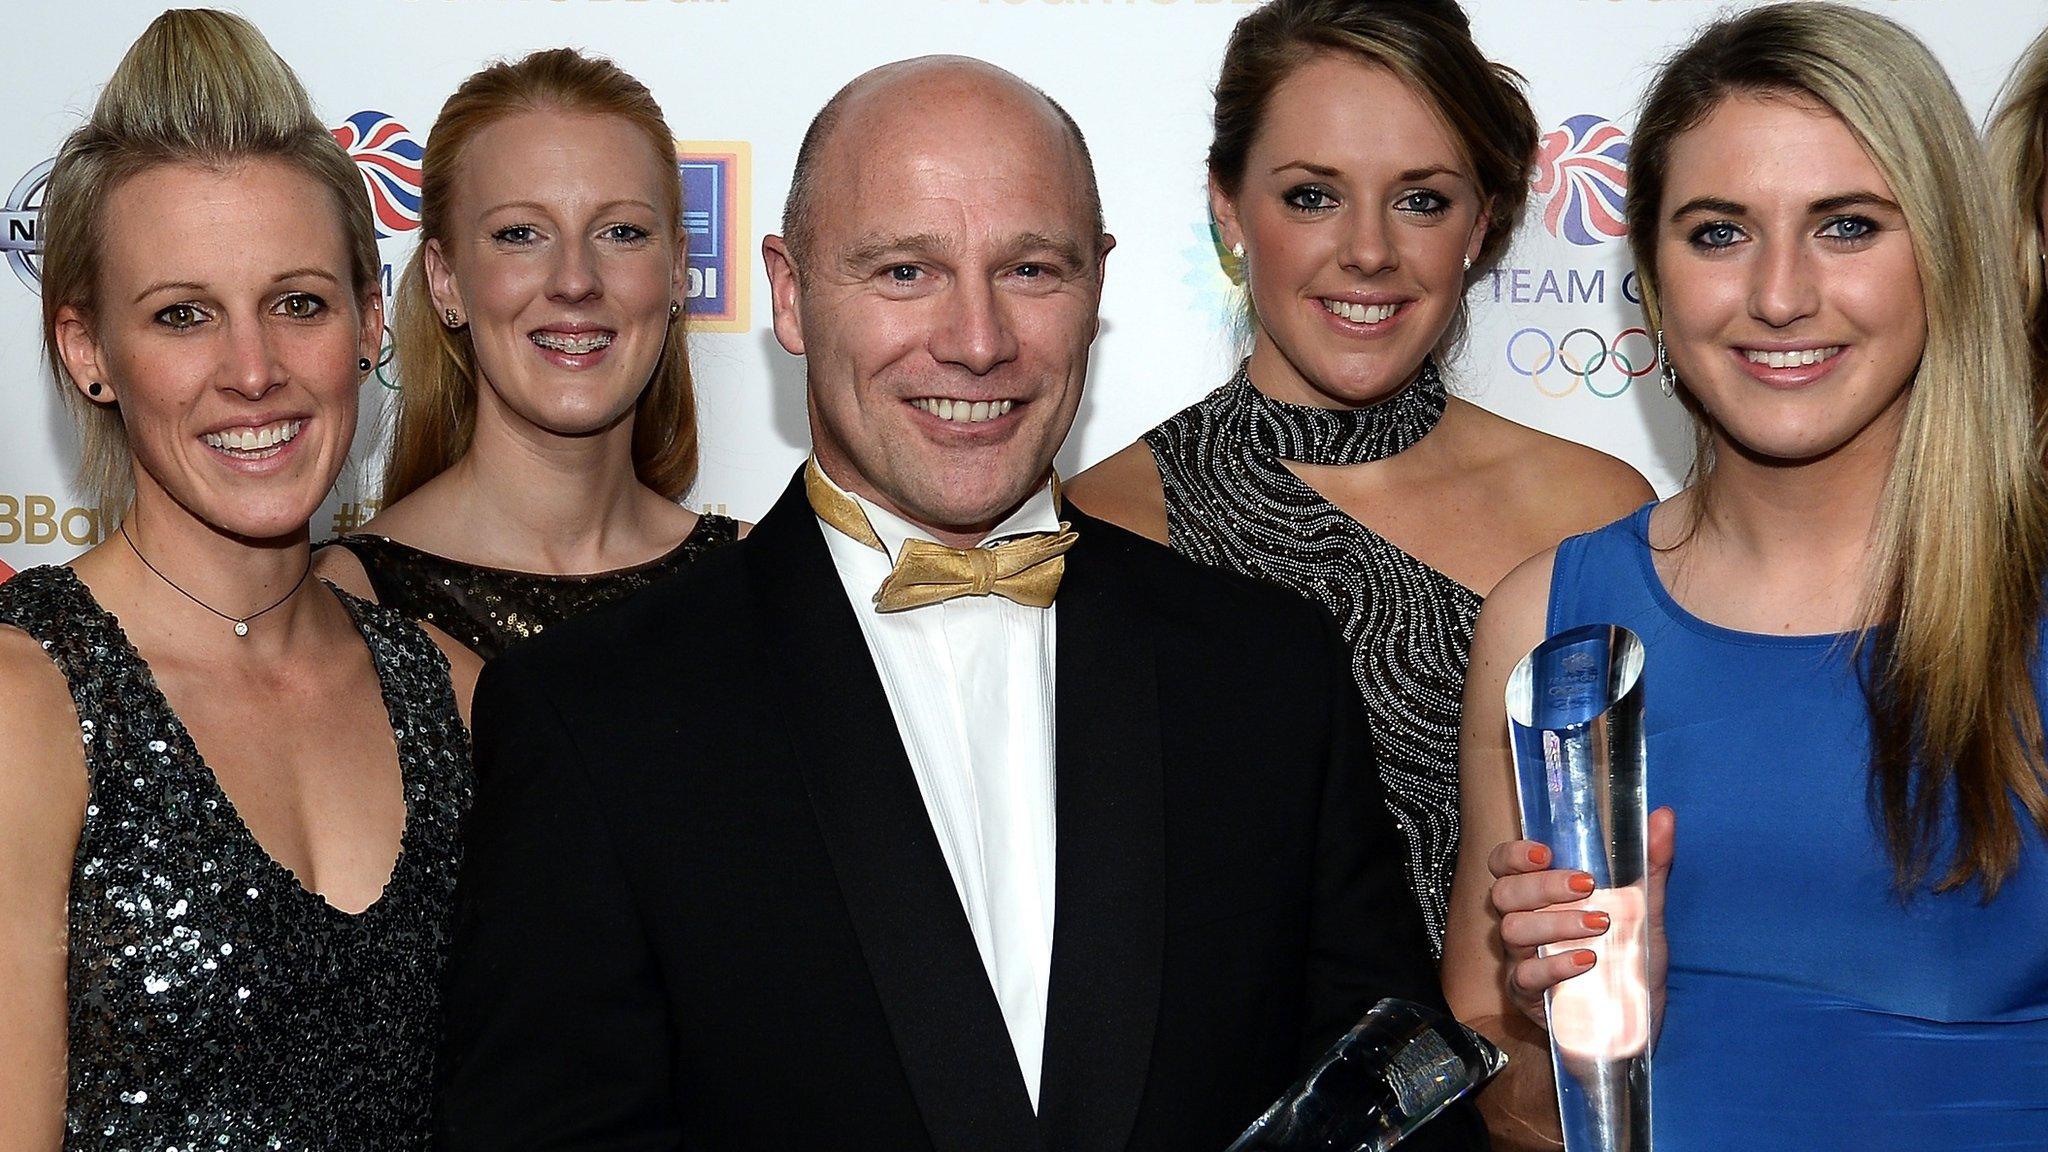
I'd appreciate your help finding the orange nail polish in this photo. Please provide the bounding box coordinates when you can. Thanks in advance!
[1528,844,1552,867]
[1583,911,1611,931]
[1568,873,1596,895]
[1573,950,1597,967]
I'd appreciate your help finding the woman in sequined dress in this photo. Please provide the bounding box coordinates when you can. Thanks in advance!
[316,51,739,661]
[0,11,475,1149]
[1067,0,1651,958]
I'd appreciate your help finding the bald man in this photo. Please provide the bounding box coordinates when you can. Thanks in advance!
[436,58,1481,1152]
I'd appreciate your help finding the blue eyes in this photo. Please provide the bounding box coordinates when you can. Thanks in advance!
[1285,185,1338,212]
[1282,185,1451,218]
[491,223,654,246]
[1687,216,1880,251]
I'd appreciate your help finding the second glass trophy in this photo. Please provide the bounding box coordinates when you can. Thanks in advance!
[1505,623,1651,1152]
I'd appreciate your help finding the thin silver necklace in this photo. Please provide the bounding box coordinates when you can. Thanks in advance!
[120,523,312,638]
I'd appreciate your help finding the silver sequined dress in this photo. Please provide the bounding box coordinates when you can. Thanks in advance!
[1144,361,1473,956]
[0,566,472,1151]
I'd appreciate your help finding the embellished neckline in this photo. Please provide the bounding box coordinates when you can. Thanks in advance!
[1231,357,1448,465]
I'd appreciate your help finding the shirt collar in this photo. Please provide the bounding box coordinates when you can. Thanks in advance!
[813,463,1063,564]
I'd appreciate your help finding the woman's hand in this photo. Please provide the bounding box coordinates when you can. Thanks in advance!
[1486,808,1675,1032]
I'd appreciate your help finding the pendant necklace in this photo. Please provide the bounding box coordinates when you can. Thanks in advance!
[120,523,312,638]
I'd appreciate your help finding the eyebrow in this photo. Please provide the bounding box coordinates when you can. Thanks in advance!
[478,198,660,218]
[1267,161,1467,184]
[131,267,343,305]
[1667,191,1902,222]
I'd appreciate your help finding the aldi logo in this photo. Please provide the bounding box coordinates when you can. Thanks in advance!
[676,141,751,333]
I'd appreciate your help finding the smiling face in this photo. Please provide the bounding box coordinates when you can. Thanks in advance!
[764,62,1110,545]
[1215,53,1486,409]
[52,159,377,540]
[1655,92,1926,465]
[426,109,682,443]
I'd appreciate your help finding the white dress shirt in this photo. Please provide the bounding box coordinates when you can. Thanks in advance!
[816,469,1060,1109]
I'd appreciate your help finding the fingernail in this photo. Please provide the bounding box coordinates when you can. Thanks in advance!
[1568,873,1596,895]
[1583,911,1611,931]
[1572,950,1596,968]
[1528,844,1552,867]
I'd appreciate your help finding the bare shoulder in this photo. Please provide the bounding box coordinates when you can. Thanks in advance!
[0,624,89,839]
[431,629,482,729]
[1472,546,1558,668]
[1453,401,1655,533]
[1065,441,1168,545]
[312,542,377,602]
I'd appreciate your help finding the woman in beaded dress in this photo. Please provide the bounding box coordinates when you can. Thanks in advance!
[0,11,475,1149]
[316,51,738,662]
[1068,0,1649,957]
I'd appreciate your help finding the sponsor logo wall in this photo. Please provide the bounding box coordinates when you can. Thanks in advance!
[0,0,2034,571]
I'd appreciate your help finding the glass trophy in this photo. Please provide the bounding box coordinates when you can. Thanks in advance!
[1505,624,1651,1152]
[1224,998,1506,1152]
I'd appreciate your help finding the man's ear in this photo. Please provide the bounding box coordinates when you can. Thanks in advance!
[762,234,806,357]
[52,304,112,405]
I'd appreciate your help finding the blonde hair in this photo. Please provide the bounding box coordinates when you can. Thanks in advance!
[39,8,378,510]
[1989,28,2048,369]
[1626,2,2048,897]
[381,48,697,504]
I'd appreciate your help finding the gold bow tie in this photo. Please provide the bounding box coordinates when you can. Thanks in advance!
[806,459,1077,613]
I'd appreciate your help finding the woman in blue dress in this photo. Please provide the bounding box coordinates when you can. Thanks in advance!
[1441,4,2048,1148]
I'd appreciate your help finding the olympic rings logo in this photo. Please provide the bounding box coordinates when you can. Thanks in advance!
[1505,326,1660,399]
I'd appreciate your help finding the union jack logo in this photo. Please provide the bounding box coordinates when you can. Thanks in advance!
[1532,115,1629,247]
[331,110,424,238]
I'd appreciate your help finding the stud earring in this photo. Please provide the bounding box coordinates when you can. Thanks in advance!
[1230,242,1244,260]
[88,381,104,398]
[358,356,373,373]
[1656,329,1678,398]
[1462,254,1473,273]
[669,300,681,320]
[444,308,461,329]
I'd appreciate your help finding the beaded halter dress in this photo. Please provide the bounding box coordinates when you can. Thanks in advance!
[1144,361,1473,955]
[325,512,739,661]
[0,566,471,1150]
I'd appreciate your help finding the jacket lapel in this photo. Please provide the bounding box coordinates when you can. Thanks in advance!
[745,473,1041,1152]
[1037,510,1167,1152]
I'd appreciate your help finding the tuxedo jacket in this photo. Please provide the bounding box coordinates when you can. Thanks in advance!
[437,471,1486,1152]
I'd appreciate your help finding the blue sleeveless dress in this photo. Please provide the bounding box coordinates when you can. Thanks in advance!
[1546,505,2048,1148]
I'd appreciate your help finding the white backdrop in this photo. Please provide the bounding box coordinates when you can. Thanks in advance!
[0,0,2038,576]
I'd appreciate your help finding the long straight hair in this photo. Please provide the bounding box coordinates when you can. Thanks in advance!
[381,48,696,505]
[1989,27,2048,371]
[1627,3,2048,897]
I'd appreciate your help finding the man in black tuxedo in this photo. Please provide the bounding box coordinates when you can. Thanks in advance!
[437,55,1483,1152]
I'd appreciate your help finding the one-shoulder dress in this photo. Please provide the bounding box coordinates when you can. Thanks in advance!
[1146,361,1470,953]
[1547,506,2048,1148]
[0,566,473,1151]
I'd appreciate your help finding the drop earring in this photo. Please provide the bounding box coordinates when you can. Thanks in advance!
[1656,330,1678,398]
